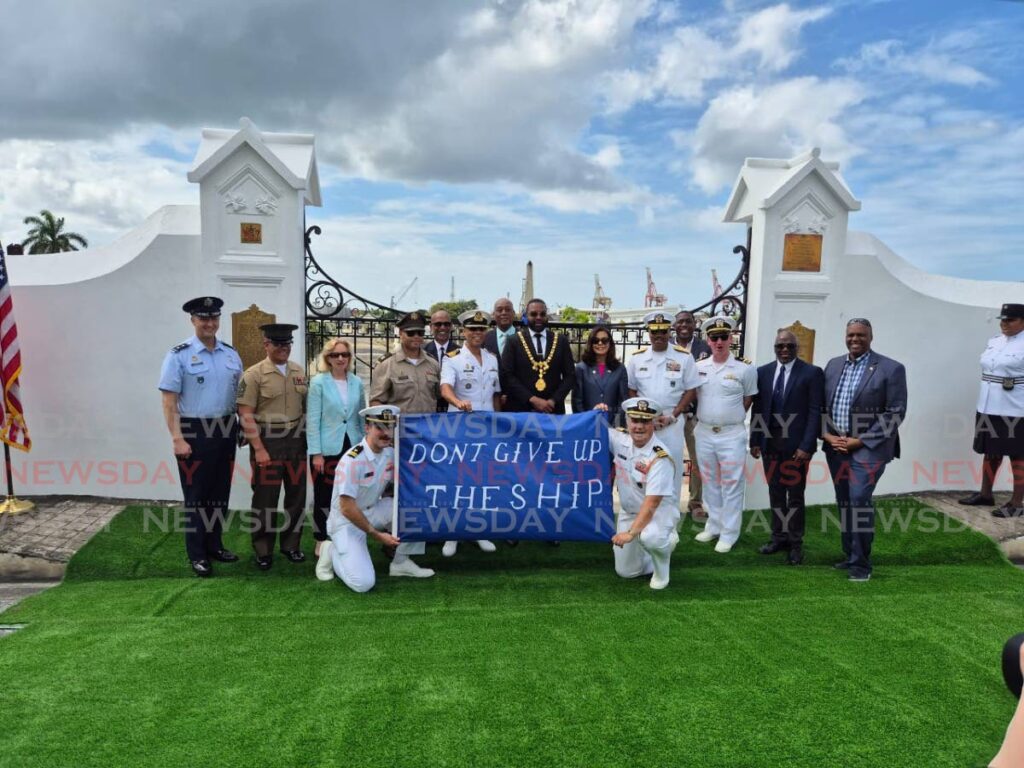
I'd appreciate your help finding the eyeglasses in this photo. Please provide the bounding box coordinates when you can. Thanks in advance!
[592,337,611,345]
[774,343,797,350]
[527,312,547,318]
[432,322,452,328]
[327,352,351,359]
[404,329,425,337]
[707,334,730,342]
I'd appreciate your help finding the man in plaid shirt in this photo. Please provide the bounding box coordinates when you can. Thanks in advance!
[822,319,907,582]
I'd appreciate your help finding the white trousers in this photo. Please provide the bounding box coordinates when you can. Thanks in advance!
[694,423,747,547]
[655,417,686,502]
[329,498,425,593]
[613,505,680,579]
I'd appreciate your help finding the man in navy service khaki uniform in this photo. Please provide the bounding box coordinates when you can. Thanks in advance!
[236,323,308,571]
[439,308,500,557]
[159,296,243,578]
[370,311,441,415]
[626,311,702,504]
[959,303,1024,518]
[692,316,758,554]
[315,406,434,592]
[610,397,681,590]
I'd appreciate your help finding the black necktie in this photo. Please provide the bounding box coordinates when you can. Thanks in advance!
[771,366,786,413]
[534,332,544,356]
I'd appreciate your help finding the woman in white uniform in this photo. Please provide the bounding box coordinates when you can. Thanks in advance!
[438,309,500,557]
[959,303,1024,518]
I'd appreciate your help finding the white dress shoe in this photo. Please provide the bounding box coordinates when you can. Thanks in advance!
[477,540,497,552]
[694,530,718,543]
[649,573,670,590]
[714,540,733,554]
[442,540,458,557]
[389,558,435,578]
[315,541,335,581]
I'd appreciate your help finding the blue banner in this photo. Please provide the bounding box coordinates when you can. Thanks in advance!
[397,411,614,542]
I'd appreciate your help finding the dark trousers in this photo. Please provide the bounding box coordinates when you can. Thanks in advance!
[761,449,808,548]
[826,451,888,578]
[309,438,350,543]
[249,433,307,557]
[177,417,238,561]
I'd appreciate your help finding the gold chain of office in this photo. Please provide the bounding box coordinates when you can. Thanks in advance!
[519,331,560,392]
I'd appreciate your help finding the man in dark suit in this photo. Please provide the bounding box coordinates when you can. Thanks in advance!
[500,297,576,414]
[749,329,824,565]
[675,310,712,519]
[822,318,907,582]
[483,297,518,357]
[424,309,460,412]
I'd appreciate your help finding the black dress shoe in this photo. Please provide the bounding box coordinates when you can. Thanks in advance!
[255,555,273,571]
[381,544,397,561]
[190,559,212,578]
[281,549,306,563]
[959,492,996,506]
[992,504,1024,519]
[759,542,786,555]
[505,540,519,548]
[787,548,804,566]
[210,549,239,563]
[832,561,851,570]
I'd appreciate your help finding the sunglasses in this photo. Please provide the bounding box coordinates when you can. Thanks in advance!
[592,337,611,345]
[268,340,292,347]
[707,334,730,342]
[432,322,452,328]
[774,343,796,350]
[326,352,351,359]
[404,329,425,337]
[528,312,547,318]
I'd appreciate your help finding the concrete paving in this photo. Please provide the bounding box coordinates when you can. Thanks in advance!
[914,491,1024,563]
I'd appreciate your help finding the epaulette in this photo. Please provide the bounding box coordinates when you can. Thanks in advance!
[222,341,235,350]
[615,426,627,433]
[633,346,648,354]
[653,446,670,459]
[446,349,460,358]
[673,345,686,352]
[346,444,365,459]
[736,356,752,364]
[172,342,189,352]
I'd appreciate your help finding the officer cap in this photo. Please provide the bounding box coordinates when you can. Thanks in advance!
[260,323,298,343]
[360,405,400,426]
[701,315,735,335]
[397,311,428,332]
[182,296,223,317]
[998,303,1024,320]
[622,397,661,421]
[458,309,492,329]
[642,311,672,331]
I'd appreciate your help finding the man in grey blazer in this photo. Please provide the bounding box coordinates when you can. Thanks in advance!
[822,318,907,582]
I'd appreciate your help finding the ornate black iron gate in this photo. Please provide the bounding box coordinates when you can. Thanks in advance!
[304,225,751,383]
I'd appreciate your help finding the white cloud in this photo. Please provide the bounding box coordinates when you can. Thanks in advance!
[690,77,866,193]
[733,4,832,72]
[836,38,995,87]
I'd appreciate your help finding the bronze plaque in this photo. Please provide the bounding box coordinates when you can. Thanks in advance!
[240,222,262,244]
[782,234,822,272]
[232,304,275,370]
[784,320,815,364]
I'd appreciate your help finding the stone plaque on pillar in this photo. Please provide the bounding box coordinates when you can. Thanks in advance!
[232,304,275,369]
[785,320,815,364]
[782,234,822,272]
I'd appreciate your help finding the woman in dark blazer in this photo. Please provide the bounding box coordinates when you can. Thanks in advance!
[307,338,366,557]
[573,326,628,426]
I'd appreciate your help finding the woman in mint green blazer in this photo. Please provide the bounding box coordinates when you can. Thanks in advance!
[308,338,366,555]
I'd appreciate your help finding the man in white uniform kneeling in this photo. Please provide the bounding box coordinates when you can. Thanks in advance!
[315,405,434,591]
[610,397,681,590]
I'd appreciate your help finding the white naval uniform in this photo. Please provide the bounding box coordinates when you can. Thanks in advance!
[626,345,701,499]
[609,428,679,580]
[327,438,425,593]
[694,356,758,547]
[440,346,501,412]
[977,332,1024,416]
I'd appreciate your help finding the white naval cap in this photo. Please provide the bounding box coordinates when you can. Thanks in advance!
[622,397,661,421]
[700,315,736,335]
[360,405,400,425]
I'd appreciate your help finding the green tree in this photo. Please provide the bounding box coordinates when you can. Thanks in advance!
[21,210,88,254]
[557,305,593,323]
[429,299,478,317]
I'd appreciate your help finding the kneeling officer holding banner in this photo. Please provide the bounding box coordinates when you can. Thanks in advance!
[316,405,434,592]
[610,397,681,590]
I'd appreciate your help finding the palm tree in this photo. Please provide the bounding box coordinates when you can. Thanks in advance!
[20,210,88,253]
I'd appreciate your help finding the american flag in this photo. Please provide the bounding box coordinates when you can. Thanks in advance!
[0,244,31,451]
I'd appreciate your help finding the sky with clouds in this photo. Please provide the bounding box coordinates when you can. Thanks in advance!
[1,0,1020,311]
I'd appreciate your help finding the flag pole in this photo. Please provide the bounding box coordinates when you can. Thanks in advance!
[0,442,33,515]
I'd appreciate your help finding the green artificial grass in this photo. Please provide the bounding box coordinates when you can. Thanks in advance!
[1,498,1021,767]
